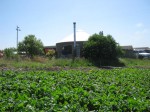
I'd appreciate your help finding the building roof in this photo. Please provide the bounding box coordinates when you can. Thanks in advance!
[134,47,150,50]
[58,30,90,43]
[44,46,56,49]
[121,45,133,50]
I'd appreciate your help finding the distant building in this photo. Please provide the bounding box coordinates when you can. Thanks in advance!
[134,47,150,53]
[121,45,135,58]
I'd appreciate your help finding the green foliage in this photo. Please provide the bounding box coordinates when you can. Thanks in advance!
[18,35,44,58]
[3,47,16,59]
[0,68,150,111]
[46,49,56,60]
[82,33,123,66]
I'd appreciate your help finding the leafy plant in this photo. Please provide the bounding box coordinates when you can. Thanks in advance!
[0,68,150,111]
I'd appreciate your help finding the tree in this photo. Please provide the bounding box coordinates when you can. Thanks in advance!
[82,33,123,66]
[18,35,44,58]
[4,47,16,59]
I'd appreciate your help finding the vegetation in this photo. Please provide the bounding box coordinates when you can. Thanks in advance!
[18,35,44,58]
[121,58,150,68]
[0,56,150,111]
[0,58,150,69]
[82,33,123,66]
[0,68,150,111]
[1,30,150,111]
[46,49,56,60]
[0,57,92,69]
[3,47,16,59]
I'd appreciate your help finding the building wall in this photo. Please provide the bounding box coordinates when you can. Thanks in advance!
[122,50,135,58]
[56,41,85,58]
[121,46,135,58]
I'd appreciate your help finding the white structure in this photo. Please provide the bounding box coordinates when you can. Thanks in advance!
[59,30,90,43]
[56,30,90,58]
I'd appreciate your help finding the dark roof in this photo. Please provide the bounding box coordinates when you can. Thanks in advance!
[44,46,56,49]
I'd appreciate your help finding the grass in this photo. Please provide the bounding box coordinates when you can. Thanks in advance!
[120,58,150,68]
[0,57,93,70]
[0,57,150,69]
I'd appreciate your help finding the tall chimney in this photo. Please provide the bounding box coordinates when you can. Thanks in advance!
[73,22,76,59]
[73,22,76,49]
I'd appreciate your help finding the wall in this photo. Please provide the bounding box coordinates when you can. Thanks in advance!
[56,41,85,58]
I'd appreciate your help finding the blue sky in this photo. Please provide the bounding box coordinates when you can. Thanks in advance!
[0,0,150,50]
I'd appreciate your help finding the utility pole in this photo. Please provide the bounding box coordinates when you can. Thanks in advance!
[16,26,21,50]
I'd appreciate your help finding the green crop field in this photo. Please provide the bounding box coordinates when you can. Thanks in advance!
[0,68,150,111]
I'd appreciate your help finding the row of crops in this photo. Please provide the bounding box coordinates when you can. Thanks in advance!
[0,68,150,111]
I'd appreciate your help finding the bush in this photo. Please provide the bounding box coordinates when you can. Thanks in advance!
[46,49,56,60]
[82,33,123,66]
[4,48,16,59]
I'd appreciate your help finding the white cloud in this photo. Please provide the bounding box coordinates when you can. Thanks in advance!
[136,23,144,28]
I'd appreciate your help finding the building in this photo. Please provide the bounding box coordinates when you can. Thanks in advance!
[134,47,150,53]
[44,46,56,54]
[121,45,135,58]
[56,30,90,58]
